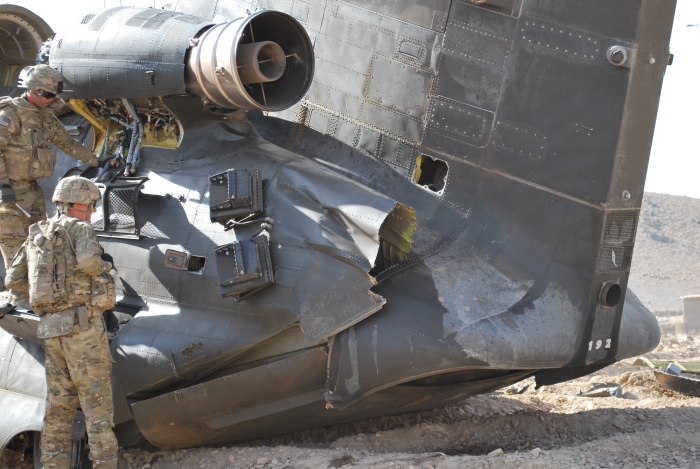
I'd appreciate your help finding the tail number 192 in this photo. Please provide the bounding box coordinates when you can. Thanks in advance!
[589,338,612,351]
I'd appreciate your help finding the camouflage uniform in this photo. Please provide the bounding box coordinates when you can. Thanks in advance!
[6,177,117,469]
[0,65,98,273]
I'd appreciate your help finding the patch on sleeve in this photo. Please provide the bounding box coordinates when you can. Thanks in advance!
[0,116,10,127]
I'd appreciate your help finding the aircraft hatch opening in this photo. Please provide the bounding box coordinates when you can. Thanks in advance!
[187,256,207,274]
[413,155,448,194]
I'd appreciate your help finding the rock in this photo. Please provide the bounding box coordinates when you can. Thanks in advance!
[424,424,447,434]
[256,457,270,466]
[271,459,278,465]
[488,448,504,457]
[647,455,653,463]
[617,372,632,385]
[228,455,235,463]
[531,448,542,457]
[140,465,151,469]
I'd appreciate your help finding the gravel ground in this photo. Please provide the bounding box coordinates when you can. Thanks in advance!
[3,334,700,469]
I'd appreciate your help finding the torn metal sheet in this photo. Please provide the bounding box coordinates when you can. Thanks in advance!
[653,371,700,397]
[633,357,700,374]
[578,383,623,398]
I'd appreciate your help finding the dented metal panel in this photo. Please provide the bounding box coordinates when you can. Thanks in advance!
[0,329,46,451]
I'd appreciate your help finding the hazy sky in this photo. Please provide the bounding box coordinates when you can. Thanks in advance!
[6,0,699,198]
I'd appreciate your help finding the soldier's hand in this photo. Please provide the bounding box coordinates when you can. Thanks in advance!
[101,252,116,271]
[0,184,15,205]
[89,156,99,167]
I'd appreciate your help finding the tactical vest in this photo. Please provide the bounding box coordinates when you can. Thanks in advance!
[0,97,56,181]
[26,217,116,315]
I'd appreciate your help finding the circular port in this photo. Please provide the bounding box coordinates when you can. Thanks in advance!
[600,281,622,308]
[606,46,628,67]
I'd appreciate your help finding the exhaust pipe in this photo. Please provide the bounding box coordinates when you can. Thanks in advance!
[185,11,314,111]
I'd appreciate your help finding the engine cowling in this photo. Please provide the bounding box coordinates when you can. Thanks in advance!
[49,7,314,111]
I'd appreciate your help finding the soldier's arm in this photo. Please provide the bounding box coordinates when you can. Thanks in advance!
[0,107,21,187]
[47,113,98,167]
[5,242,29,292]
[73,222,112,275]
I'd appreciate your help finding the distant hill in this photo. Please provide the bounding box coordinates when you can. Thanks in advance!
[629,192,700,312]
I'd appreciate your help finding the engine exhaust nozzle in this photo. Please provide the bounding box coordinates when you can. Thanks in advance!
[186,10,314,111]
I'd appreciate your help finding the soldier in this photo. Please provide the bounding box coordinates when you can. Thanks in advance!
[0,64,98,276]
[6,176,118,469]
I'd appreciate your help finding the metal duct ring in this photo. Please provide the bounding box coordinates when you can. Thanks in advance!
[185,10,314,111]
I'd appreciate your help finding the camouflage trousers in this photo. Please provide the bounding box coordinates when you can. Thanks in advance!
[0,179,46,270]
[42,308,118,469]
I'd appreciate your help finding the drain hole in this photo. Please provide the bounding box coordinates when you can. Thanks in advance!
[413,155,448,193]
[600,281,621,308]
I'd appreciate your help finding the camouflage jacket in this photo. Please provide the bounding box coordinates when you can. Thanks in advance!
[0,96,96,186]
[6,213,114,311]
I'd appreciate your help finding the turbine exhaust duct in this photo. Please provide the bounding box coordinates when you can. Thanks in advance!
[49,8,314,112]
[185,11,314,111]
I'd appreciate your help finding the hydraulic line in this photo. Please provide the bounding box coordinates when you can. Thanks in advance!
[121,98,141,173]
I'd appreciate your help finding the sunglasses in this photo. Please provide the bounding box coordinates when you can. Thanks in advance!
[37,81,63,99]
[37,89,57,99]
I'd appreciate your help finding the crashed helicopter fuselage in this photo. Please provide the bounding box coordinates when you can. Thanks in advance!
[0,0,674,456]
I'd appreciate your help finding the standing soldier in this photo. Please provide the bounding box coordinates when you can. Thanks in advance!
[0,65,98,278]
[6,176,118,469]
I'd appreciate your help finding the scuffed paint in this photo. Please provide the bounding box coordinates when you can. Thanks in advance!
[344,327,360,395]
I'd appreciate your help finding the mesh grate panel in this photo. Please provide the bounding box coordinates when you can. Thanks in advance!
[125,10,179,29]
[108,189,136,230]
[80,14,96,24]
[597,245,633,272]
[604,211,637,244]
[89,7,126,31]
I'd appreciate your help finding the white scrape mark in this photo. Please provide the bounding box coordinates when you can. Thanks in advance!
[344,327,360,394]
[373,325,379,375]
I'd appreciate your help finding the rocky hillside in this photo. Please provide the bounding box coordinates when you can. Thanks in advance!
[629,192,700,312]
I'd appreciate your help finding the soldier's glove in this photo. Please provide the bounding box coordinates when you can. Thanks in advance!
[0,303,15,317]
[101,252,116,271]
[0,184,15,205]
[88,156,99,168]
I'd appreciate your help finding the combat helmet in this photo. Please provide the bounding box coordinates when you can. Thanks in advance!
[23,64,64,95]
[52,176,101,205]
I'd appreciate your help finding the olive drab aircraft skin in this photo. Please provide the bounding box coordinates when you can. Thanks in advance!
[0,0,675,458]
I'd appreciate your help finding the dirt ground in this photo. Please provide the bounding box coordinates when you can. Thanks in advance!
[3,334,700,469]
